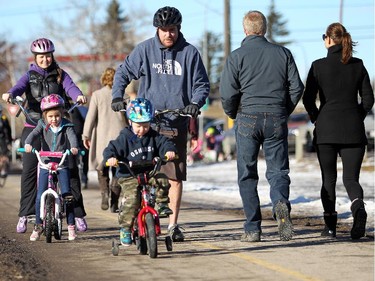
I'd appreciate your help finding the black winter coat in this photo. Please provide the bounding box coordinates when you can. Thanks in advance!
[303,45,374,145]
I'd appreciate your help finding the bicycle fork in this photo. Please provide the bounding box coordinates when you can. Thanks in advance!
[137,186,161,237]
[40,188,61,220]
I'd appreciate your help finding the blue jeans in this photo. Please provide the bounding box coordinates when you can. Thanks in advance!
[236,112,291,232]
[35,167,75,225]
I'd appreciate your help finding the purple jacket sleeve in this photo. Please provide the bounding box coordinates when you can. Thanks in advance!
[7,73,29,96]
[61,70,83,102]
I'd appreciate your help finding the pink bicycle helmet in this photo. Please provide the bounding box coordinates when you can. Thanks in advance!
[40,94,65,112]
[30,38,55,54]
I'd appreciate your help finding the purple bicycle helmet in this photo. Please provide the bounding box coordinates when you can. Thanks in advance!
[153,6,182,27]
[30,38,55,54]
[40,94,65,112]
[127,98,154,123]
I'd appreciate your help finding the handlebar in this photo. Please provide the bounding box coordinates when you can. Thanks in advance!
[67,101,82,114]
[154,109,197,118]
[17,148,85,170]
[106,157,168,179]
[9,96,37,124]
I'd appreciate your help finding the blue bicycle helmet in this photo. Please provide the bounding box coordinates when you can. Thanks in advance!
[127,98,154,123]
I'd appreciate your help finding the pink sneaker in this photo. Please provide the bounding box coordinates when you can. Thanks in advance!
[30,225,43,241]
[68,225,77,241]
[17,216,28,233]
[75,217,87,232]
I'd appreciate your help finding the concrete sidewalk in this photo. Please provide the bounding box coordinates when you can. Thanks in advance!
[0,171,374,281]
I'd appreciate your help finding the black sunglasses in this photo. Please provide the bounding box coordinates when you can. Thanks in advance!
[322,34,328,41]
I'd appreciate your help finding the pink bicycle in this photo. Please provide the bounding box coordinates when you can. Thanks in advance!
[17,148,83,243]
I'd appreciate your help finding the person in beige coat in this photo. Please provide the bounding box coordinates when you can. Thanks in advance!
[83,67,136,212]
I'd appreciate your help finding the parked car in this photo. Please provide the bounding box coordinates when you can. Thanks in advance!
[287,113,315,153]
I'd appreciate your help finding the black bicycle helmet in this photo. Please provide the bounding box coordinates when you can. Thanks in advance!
[153,6,182,27]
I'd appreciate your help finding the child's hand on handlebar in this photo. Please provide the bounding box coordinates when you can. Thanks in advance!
[24,144,33,153]
[70,147,78,155]
[165,151,176,161]
[106,157,118,167]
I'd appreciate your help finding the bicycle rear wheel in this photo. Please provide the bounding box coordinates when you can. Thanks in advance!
[145,213,158,258]
[45,194,55,243]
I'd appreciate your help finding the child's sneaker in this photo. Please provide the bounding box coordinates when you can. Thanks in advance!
[120,228,132,246]
[30,225,43,241]
[17,216,28,233]
[157,203,173,218]
[68,225,77,241]
[75,217,87,232]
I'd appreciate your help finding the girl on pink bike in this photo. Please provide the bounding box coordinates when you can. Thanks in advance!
[24,94,79,241]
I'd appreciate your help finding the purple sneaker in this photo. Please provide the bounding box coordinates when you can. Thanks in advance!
[17,216,28,233]
[75,217,87,232]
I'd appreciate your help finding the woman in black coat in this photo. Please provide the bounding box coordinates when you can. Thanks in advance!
[303,23,374,240]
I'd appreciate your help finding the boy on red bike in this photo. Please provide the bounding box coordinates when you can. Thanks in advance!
[24,94,79,241]
[104,98,177,246]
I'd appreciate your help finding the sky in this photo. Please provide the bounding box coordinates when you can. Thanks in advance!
[0,0,374,82]
[181,155,375,232]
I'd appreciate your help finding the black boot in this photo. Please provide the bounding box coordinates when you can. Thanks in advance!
[321,212,337,238]
[110,186,121,213]
[350,198,367,240]
[101,192,109,210]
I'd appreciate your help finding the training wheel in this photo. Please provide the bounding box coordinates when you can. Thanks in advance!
[165,236,173,251]
[112,239,119,256]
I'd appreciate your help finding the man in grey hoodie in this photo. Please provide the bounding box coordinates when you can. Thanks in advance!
[111,6,210,242]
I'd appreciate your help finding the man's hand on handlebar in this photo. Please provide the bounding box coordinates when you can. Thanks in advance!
[182,104,199,118]
[111,98,126,112]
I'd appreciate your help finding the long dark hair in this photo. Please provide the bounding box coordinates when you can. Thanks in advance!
[326,22,357,64]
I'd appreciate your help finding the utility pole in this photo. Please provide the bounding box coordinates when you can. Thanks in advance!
[339,0,344,23]
[224,0,231,60]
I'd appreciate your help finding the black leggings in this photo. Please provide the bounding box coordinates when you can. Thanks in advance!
[316,143,365,213]
[19,126,86,218]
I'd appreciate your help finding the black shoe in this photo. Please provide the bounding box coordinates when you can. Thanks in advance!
[110,201,119,213]
[321,226,336,238]
[169,224,184,242]
[241,231,261,242]
[157,203,173,218]
[274,201,293,241]
[351,208,367,240]
[101,193,109,210]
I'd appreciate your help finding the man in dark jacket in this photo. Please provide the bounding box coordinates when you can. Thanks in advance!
[220,10,304,242]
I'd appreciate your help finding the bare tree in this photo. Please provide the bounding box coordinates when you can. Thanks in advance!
[43,0,146,85]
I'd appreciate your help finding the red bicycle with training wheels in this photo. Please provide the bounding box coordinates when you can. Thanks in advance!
[110,157,173,258]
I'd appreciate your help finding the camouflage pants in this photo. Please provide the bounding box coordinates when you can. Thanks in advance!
[117,172,170,230]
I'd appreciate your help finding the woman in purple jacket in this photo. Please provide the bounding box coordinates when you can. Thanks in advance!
[2,38,88,233]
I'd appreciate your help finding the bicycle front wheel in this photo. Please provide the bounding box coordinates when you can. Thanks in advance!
[45,194,55,243]
[145,213,158,258]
